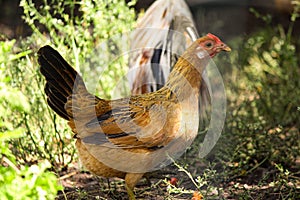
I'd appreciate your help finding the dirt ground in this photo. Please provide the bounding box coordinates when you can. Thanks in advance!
[55,157,300,200]
[56,163,197,200]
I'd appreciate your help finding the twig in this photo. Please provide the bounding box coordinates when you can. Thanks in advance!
[3,156,21,174]
[58,171,77,180]
[168,155,199,190]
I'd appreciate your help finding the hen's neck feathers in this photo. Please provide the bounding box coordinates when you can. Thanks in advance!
[159,45,209,101]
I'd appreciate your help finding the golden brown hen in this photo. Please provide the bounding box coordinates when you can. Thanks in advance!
[38,33,230,199]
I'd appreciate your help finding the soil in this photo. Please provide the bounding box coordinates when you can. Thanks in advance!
[55,158,300,200]
[56,162,196,200]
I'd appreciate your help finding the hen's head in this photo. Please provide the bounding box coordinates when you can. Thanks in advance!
[192,33,231,59]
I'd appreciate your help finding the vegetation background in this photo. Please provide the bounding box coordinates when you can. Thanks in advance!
[0,0,299,199]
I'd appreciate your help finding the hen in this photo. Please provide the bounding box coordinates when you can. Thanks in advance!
[38,34,230,199]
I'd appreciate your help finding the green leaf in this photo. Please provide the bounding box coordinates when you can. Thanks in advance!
[0,87,31,113]
[0,127,25,141]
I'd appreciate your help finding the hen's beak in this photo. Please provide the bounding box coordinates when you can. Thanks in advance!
[222,44,231,52]
[219,42,231,52]
[216,42,231,53]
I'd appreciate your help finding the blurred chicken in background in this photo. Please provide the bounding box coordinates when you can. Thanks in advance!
[128,0,211,126]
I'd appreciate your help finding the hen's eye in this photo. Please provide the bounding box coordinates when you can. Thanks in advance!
[205,42,213,48]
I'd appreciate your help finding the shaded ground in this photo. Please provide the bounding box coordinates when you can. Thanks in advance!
[56,162,197,200]
[55,157,300,199]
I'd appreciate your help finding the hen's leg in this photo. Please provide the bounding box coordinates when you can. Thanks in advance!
[125,173,144,200]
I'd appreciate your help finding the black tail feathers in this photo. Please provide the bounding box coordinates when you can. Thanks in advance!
[38,45,85,120]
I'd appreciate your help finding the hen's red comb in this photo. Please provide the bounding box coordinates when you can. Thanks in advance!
[207,33,221,43]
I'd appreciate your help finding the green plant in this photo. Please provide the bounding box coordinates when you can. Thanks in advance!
[0,42,61,199]
[0,0,137,198]
[1,146,61,200]
[0,0,137,169]
[209,5,300,199]
[20,0,136,98]
[1,38,74,168]
[0,158,61,200]
[165,157,224,199]
[231,6,300,168]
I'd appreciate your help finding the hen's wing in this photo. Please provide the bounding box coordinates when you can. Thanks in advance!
[70,94,181,150]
